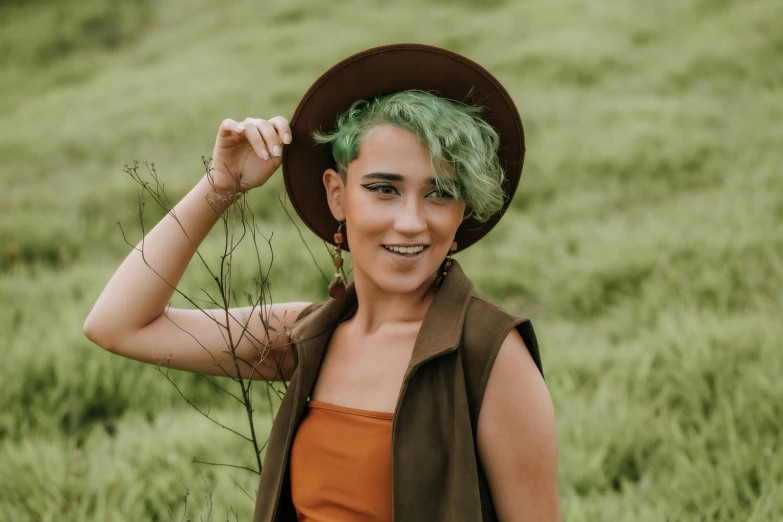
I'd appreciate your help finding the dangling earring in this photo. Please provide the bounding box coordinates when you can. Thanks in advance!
[435,241,457,288]
[328,222,347,299]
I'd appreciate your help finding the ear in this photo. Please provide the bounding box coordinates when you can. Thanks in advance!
[322,168,346,221]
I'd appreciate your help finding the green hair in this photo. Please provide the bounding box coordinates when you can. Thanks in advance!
[311,90,505,222]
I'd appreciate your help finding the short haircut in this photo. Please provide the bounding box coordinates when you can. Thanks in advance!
[311,90,505,222]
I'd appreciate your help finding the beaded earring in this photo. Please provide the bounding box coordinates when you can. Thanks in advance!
[435,241,458,288]
[328,222,347,299]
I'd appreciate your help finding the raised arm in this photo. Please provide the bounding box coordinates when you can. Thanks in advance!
[84,116,307,381]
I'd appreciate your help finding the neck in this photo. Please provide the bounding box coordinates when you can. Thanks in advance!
[347,266,440,336]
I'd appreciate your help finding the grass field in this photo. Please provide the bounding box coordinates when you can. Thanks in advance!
[1,0,782,520]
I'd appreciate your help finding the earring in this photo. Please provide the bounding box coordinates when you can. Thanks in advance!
[328,222,347,299]
[435,241,457,288]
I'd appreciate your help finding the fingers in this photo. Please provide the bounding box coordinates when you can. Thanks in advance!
[219,117,291,162]
[218,118,242,138]
[253,118,284,158]
[269,116,292,145]
[240,119,271,161]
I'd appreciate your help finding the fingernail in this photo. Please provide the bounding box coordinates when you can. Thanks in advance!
[273,145,282,157]
[283,133,291,144]
[261,149,270,161]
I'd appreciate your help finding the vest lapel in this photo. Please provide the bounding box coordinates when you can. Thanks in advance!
[405,259,474,375]
[287,284,359,418]
[389,260,477,522]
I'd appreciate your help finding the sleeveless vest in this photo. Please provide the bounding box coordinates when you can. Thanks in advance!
[253,260,543,521]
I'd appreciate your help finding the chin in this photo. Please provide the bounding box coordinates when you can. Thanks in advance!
[372,272,433,295]
[352,254,436,295]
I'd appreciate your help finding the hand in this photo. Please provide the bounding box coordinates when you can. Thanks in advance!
[208,116,292,193]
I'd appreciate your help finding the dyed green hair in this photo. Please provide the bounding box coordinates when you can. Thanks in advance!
[311,90,505,222]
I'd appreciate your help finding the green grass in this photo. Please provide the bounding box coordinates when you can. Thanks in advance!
[1,0,782,519]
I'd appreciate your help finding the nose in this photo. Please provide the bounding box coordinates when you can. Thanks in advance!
[392,195,427,237]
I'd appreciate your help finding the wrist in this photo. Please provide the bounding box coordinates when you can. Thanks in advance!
[197,174,247,212]
[203,169,248,193]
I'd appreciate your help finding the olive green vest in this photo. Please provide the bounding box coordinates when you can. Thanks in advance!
[253,260,543,522]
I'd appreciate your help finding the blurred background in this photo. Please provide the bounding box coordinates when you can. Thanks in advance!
[1,0,782,520]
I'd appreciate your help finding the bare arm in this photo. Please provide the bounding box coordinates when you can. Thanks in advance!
[84,116,307,380]
[477,328,562,521]
[91,301,313,381]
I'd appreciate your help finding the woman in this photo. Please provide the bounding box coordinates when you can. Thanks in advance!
[84,44,560,521]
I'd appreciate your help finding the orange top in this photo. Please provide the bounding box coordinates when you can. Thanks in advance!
[289,400,394,522]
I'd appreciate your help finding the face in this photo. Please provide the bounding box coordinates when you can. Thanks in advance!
[323,125,466,295]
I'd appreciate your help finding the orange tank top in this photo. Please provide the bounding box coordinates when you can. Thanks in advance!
[289,400,393,522]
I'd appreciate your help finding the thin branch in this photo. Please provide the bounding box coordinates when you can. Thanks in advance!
[199,470,214,522]
[196,373,244,405]
[192,458,259,475]
[229,477,255,503]
[153,361,253,443]
[166,487,189,522]
[278,194,330,284]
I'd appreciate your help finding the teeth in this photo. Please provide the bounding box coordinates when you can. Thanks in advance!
[385,245,425,254]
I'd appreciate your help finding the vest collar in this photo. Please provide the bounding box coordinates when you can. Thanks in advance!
[288,259,474,393]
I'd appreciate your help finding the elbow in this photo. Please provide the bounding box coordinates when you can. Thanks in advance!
[83,315,116,352]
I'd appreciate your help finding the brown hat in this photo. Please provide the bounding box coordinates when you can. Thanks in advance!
[282,43,525,252]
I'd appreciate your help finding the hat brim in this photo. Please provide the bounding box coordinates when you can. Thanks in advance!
[282,43,525,252]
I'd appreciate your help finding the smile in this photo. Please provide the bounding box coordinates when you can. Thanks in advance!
[383,245,428,256]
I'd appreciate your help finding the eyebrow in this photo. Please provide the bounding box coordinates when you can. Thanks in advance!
[361,172,438,185]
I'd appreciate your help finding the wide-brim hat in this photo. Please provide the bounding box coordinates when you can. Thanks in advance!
[282,43,525,252]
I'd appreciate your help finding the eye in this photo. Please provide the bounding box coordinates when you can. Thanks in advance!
[426,188,455,200]
[362,183,399,196]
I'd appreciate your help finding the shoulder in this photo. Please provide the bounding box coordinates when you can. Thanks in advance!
[460,290,544,380]
[484,327,548,410]
[295,301,325,322]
